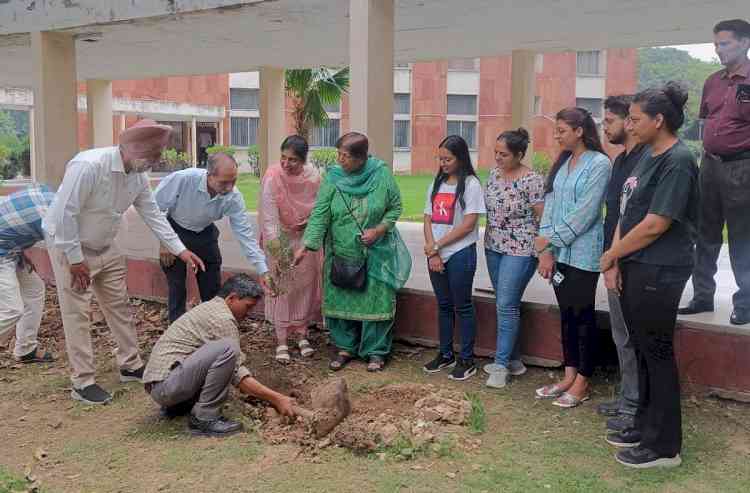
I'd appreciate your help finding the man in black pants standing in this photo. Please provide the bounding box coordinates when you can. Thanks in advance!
[154,152,271,322]
[679,19,750,325]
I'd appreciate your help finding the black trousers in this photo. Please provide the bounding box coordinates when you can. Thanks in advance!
[692,154,750,310]
[552,263,599,378]
[163,217,222,323]
[621,261,691,457]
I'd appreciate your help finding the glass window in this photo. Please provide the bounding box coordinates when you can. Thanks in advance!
[447,58,480,71]
[576,50,602,76]
[310,119,341,147]
[230,88,259,110]
[230,117,259,147]
[447,120,477,149]
[157,121,187,152]
[447,95,477,116]
[576,98,603,119]
[394,120,410,149]
[394,93,411,115]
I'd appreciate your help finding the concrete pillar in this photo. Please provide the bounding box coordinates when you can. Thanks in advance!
[258,67,286,177]
[191,117,198,167]
[510,50,537,163]
[218,119,225,146]
[349,0,394,167]
[86,80,113,148]
[119,113,126,141]
[31,31,78,188]
[28,108,37,181]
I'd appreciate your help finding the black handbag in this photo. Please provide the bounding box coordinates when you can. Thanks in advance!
[330,185,367,291]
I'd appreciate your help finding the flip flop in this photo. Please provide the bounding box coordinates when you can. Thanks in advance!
[552,392,591,408]
[329,352,354,371]
[298,339,315,358]
[535,383,567,399]
[17,348,54,364]
[275,345,291,364]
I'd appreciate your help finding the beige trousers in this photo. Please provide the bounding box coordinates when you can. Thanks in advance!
[47,242,142,388]
[0,256,46,357]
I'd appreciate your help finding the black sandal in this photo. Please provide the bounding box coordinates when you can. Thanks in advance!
[329,352,354,371]
[367,355,385,372]
[17,348,54,364]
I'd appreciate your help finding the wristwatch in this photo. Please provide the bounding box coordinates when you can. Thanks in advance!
[431,244,440,255]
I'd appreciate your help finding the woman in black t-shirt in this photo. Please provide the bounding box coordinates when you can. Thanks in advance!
[599,82,699,469]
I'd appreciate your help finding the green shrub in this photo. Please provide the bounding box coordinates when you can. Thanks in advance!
[532,151,552,176]
[206,145,236,157]
[684,140,704,160]
[160,148,190,171]
[309,147,338,170]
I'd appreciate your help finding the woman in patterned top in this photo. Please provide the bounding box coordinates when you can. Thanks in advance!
[534,107,611,408]
[482,128,545,389]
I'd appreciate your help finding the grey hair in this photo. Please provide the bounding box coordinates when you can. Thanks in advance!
[207,152,239,175]
[217,274,264,299]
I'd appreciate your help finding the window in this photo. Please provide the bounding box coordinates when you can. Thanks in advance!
[394,120,410,149]
[448,58,480,71]
[447,94,477,116]
[310,118,340,147]
[576,98,603,119]
[534,96,543,116]
[576,50,603,76]
[230,88,259,110]
[447,120,477,149]
[158,121,187,152]
[230,117,259,147]
[394,93,411,115]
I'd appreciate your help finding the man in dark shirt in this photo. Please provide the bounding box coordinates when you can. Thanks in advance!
[680,19,750,325]
[597,95,646,432]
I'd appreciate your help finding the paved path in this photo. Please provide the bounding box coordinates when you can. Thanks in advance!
[117,208,743,333]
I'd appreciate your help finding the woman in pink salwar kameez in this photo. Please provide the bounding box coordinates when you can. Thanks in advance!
[258,135,323,363]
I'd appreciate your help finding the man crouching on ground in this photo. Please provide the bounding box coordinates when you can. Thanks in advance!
[143,274,296,437]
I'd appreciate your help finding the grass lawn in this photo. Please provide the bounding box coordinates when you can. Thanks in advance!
[237,170,490,222]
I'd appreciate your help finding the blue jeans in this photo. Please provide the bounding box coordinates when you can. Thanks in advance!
[428,244,478,361]
[485,250,538,368]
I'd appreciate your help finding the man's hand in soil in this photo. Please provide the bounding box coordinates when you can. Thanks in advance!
[238,376,297,417]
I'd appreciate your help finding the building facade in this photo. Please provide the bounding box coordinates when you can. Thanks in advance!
[1,49,636,177]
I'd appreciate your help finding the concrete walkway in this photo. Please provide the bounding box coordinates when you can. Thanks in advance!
[117,208,743,334]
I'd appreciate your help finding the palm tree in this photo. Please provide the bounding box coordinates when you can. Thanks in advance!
[285,67,350,141]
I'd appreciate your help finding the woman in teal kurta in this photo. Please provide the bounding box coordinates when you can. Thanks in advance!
[295,132,411,372]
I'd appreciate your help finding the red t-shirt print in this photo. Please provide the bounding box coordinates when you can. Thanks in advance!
[432,192,457,225]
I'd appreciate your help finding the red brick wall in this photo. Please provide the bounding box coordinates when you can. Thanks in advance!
[411,61,448,174]
[477,56,513,169]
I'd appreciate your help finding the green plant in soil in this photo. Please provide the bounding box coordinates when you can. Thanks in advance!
[264,231,297,295]
[466,392,487,434]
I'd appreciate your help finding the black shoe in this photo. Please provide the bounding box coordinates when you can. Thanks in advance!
[448,358,477,381]
[730,308,750,326]
[597,400,620,417]
[678,299,714,315]
[606,414,635,433]
[188,414,243,437]
[423,353,456,374]
[615,447,682,468]
[71,384,112,405]
[120,366,145,383]
[605,428,641,448]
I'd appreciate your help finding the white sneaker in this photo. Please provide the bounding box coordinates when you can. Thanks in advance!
[483,363,503,375]
[508,359,527,376]
[485,366,509,389]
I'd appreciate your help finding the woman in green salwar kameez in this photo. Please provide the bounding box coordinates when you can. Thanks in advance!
[294,132,411,372]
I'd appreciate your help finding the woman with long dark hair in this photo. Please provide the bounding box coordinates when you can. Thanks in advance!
[600,82,698,468]
[534,107,611,408]
[422,135,486,381]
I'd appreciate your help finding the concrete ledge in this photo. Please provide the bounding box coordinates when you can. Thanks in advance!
[26,247,750,395]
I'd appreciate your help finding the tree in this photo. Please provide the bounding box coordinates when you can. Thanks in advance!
[285,67,350,140]
[638,47,721,139]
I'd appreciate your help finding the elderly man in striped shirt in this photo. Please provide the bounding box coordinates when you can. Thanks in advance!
[0,185,56,363]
